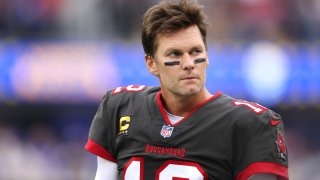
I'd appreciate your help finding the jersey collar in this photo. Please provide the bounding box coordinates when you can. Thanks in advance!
[156,91,222,126]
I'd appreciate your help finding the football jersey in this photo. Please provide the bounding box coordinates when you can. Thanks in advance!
[85,85,289,180]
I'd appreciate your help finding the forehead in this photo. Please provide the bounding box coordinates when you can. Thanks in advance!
[156,26,205,53]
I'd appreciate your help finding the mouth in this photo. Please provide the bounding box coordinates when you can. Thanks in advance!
[180,76,197,81]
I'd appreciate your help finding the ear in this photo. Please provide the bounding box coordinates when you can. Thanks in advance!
[145,55,159,76]
[205,54,209,67]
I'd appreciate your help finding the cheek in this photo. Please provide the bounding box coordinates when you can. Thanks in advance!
[158,69,176,82]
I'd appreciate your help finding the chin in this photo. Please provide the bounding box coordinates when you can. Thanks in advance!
[180,87,201,96]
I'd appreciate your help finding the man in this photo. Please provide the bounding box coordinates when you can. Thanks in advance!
[85,0,289,179]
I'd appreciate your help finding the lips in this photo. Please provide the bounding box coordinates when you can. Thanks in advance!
[180,76,197,81]
[182,76,196,80]
[180,77,198,81]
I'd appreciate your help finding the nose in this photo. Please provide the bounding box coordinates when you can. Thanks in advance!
[181,55,195,70]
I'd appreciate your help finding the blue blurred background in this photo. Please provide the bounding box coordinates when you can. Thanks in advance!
[0,0,319,179]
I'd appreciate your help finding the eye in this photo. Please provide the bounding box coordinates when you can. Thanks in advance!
[168,50,182,58]
[190,49,202,56]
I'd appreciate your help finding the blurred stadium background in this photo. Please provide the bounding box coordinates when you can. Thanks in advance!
[0,0,319,179]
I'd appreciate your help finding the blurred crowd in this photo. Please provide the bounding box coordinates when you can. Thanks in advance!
[0,123,95,180]
[0,105,97,180]
[0,0,320,42]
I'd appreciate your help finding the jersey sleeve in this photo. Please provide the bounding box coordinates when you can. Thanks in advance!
[234,110,289,180]
[85,92,117,163]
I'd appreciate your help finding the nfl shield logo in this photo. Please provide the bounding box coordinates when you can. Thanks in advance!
[160,125,174,138]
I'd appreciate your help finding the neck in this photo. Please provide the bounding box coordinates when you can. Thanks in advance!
[160,88,212,117]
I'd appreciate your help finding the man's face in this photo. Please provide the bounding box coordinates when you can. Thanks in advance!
[146,25,209,97]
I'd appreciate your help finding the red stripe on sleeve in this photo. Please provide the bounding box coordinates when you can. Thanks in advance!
[85,139,117,163]
[236,162,288,180]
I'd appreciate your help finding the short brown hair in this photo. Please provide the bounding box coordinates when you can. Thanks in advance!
[142,0,208,57]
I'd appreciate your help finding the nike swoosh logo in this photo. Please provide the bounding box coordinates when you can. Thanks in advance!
[270,119,282,126]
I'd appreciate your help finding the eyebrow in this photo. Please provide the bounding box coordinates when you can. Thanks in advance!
[190,45,205,51]
[163,45,204,55]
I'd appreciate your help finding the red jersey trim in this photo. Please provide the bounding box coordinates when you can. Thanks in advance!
[85,138,117,163]
[236,162,288,180]
[156,91,222,126]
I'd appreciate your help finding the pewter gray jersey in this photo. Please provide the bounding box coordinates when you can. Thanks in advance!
[85,85,288,180]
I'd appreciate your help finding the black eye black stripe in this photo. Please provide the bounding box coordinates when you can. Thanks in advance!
[194,58,206,64]
[164,61,180,66]
[164,58,206,66]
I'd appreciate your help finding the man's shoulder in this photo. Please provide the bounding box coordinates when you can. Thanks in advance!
[218,93,281,127]
[104,85,160,102]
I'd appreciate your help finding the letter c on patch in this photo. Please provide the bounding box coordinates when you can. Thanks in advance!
[119,116,131,134]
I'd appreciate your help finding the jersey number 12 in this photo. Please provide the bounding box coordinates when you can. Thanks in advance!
[123,157,208,180]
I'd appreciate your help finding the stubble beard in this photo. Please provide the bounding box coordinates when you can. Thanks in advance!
[171,82,203,97]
